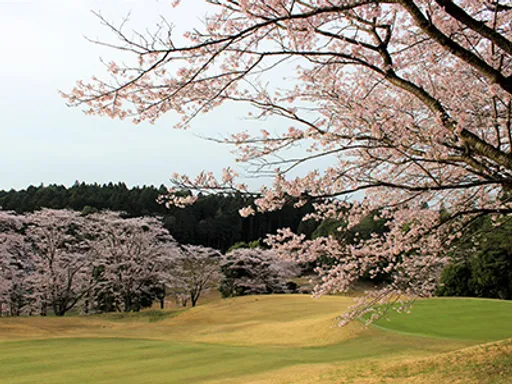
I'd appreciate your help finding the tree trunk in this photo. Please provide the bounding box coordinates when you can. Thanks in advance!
[53,302,66,317]
[124,295,132,312]
[160,284,166,309]
[40,301,48,316]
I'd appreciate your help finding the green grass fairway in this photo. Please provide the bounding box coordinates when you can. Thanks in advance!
[373,298,512,341]
[1,295,511,384]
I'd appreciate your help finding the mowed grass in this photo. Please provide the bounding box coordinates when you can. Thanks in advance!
[1,295,511,384]
[373,298,512,341]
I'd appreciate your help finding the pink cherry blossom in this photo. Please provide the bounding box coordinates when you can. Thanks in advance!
[63,1,512,322]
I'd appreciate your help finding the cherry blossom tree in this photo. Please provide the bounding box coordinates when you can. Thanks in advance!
[65,1,512,322]
[170,244,221,307]
[219,248,299,297]
[24,209,97,316]
[0,211,31,316]
[87,212,179,312]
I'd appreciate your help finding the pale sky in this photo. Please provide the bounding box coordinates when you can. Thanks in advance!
[0,0,273,190]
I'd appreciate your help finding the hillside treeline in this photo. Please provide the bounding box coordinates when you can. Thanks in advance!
[1,183,510,301]
[0,182,316,252]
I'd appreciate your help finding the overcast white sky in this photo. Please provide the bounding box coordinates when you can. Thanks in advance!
[0,0,271,190]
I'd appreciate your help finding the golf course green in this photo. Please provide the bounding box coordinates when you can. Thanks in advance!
[1,295,511,383]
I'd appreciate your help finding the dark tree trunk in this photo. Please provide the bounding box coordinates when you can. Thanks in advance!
[158,284,165,309]
[40,302,48,316]
[53,301,67,316]
[124,296,132,312]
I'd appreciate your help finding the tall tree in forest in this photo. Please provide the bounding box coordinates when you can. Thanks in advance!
[65,1,512,322]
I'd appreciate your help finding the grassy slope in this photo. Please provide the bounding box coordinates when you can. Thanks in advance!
[1,295,511,384]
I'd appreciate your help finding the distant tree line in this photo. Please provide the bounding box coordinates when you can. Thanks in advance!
[1,183,510,302]
[0,209,180,316]
[0,209,301,317]
[0,182,317,252]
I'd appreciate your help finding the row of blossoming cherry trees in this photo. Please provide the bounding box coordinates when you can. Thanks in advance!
[0,209,297,317]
